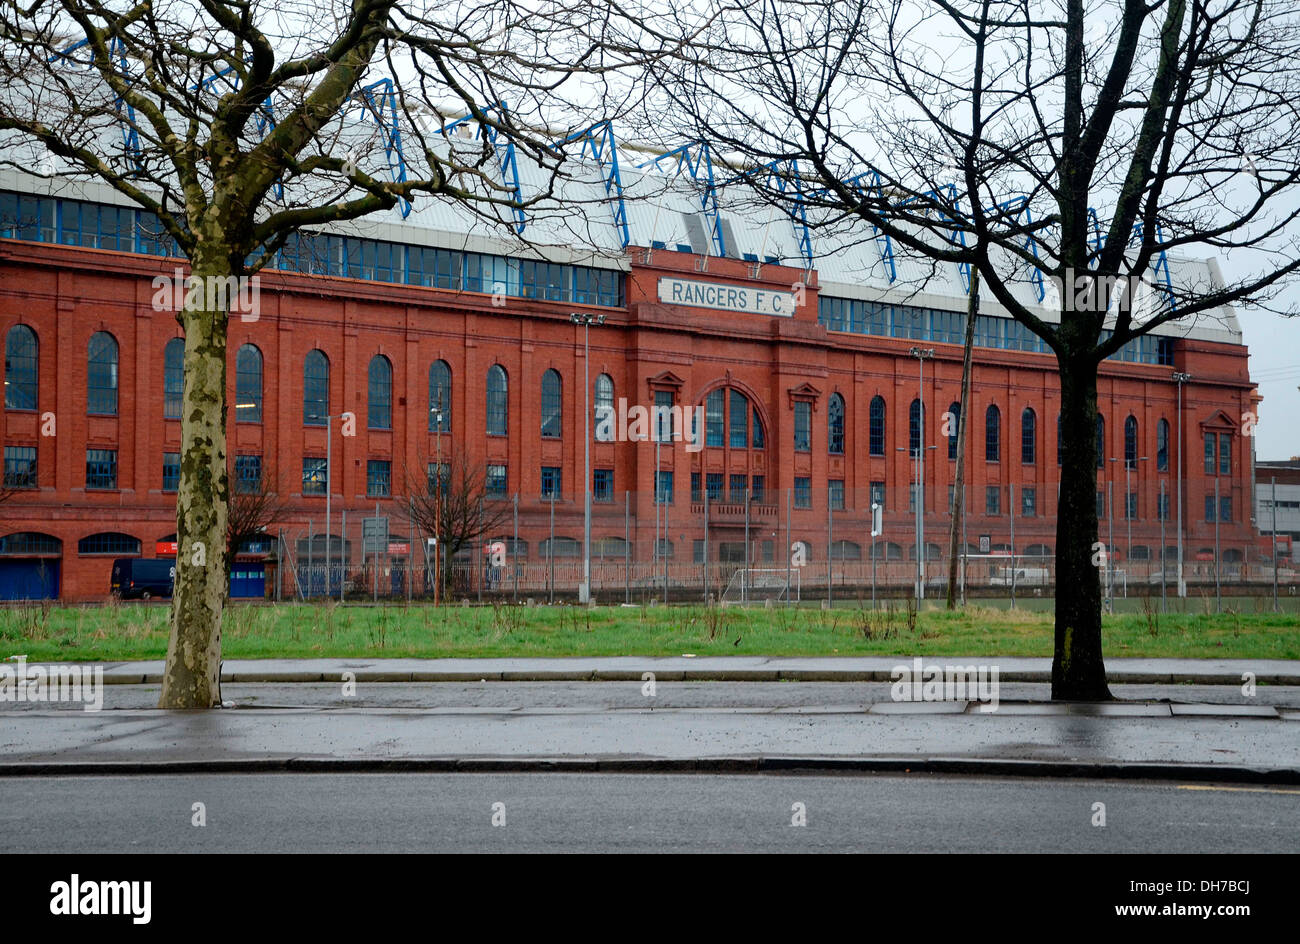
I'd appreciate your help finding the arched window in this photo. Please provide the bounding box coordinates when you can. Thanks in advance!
[368,355,392,429]
[1021,408,1036,464]
[1096,414,1105,468]
[594,373,614,440]
[1124,415,1138,468]
[235,344,262,423]
[87,331,119,415]
[947,402,961,460]
[303,349,329,426]
[540,369,562,438]
[429,360,451,432]
[4,324,37,410]
[909,399,923,453]
[869,396,886,456]
[752,406,765,449]
[163,337,184,419]
[985,404,1001,462]
[1157,418,1169,472]
[828,393,845,455]
[486,365,508,435]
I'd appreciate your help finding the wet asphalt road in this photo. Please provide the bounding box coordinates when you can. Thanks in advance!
[1,771,1295,852]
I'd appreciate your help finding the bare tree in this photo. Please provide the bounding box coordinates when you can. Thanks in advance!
[225,461,287,587]
[647,0,1300,698]
[403,455,513,597]
[0,0,674,705]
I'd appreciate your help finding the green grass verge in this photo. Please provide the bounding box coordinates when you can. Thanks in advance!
[1,600,1297,661]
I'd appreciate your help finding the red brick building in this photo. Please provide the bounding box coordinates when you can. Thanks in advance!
[0,170,1261,601]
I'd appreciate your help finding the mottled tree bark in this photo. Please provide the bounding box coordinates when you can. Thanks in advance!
[159,253,231,709]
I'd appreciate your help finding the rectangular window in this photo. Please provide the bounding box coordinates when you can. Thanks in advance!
[302,457,327,496]
[705,390,724,448]
[541,466,562,500]
[1157,492,1170,520]
[486,464,508,498]
[871,480,885,510]
[234,455,262,495]
[1125,491,1137,520]
[654,391,675,443]
[829,479,845,511]
[366,460,391,498]
[162,452,180,493]
[705,473,723,501]
[1204,433,1215,475]
[1219,434,1231,475]
[2,445,36,489]
[751,475,765,504]
[1097,490,1106,519]
[593,468,613,503]
[691,472,701,503]
[986,485,1001,516]
[729,474,747,504]
[86,448,118,490]
[655,470,673,504]
[1022,487,1037,518]
[1220,495,1232,523]
[794,476,812,508]
[1205,494,1216,522]
[794,401,811,452]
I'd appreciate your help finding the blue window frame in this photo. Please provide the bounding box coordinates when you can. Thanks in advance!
[869,396,886,457]
[655,470,673,504]
[86,448,117,490]
[367,460,391,498]
[729,389,748,449]
[87,331,119,415]
[3,445,36,488]
[828,393,845,455]
[593,468,613,502]
[1124,415,1138,468]
[163,337,184,419]
[429,360,452,431]
[705,473,723,501]
[541,370,563,438]
[705,389,724,447]
[368,355,392,430]
[486,365,508,436]
[541,465,562,500]
[162,452,180,492]
[947,402,961,460]
[985,405,1000,462]
[794,476,812,508]
[1022,408,1036,465]
[302,457,327,496]
[910,399,923,454]
[304,350,329,427]
[78,532,140,555]
[235,455,262,494]
[235,344,262,423]
[486,464,508,498]
[794,401,811,452]
[4,324,37,410]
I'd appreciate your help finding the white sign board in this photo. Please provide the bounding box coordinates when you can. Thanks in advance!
[658,277,796,317]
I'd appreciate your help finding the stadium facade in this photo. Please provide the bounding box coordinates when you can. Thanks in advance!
[0,138,1264,601]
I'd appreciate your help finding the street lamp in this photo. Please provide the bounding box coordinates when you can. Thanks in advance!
[571,312,606,605]
[430,395,445,606]
[1172,371,1192,597]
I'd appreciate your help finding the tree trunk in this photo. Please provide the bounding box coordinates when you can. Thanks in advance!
[946,269,978,609]
[159,260,230,709]
[1052,356,1111,700]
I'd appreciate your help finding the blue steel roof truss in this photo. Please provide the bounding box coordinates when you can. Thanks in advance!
[53,37,142,170]
[349,79,411,219]
[637,142,726,257]
[997,196,1045,302]
[1088,210,1177,311]
[843,170,898,283]
[443,103,526,235]
[558,121,629,249]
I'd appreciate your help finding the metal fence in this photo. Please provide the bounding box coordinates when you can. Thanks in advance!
[260,481,1295,608]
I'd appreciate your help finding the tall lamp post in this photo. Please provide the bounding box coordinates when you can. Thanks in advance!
[430,396,445,606]
[571,312,606,605]
[1172,371,1192,597]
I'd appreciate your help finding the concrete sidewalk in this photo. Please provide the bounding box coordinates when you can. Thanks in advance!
[25,655,1300,685]
[2,703,1298,783]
